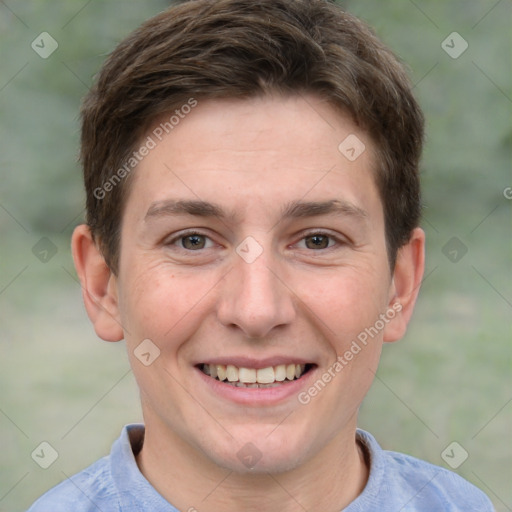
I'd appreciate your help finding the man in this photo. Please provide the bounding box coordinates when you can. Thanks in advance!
[28,0,494,510]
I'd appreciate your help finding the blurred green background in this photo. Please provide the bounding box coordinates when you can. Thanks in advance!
[0,1,510,510]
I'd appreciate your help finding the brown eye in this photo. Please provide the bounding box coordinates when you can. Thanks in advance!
[181,234,207,250]
[304,234,331,249]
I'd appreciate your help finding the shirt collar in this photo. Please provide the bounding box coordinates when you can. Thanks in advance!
[109,424,383,510]
[110,424,179,511]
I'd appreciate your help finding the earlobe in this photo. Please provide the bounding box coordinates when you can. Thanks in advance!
[383,227,425,343]
[71,224,124,342]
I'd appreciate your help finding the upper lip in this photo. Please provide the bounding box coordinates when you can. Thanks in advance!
[196,356,315,369]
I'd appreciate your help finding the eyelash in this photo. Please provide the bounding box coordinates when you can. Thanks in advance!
[166,230,216,250]
[165,229,346,251]
[295,230,344,250]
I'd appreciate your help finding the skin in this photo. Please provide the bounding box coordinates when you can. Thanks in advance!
[72,94,425,512]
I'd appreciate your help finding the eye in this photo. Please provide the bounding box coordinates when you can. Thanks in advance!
[304,234,332,250]
[182,234,207,250]
[170,232,215,250]
[298,232,337,250]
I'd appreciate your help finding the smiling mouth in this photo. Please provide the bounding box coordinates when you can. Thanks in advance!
[199,363,315,388]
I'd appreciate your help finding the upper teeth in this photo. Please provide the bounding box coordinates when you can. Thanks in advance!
[203,363,306,384]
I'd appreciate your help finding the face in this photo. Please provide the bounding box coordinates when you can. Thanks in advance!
[109,95,404,473]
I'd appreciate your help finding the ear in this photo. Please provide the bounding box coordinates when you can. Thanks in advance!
[71,224,124,342]
[383,227,425,343]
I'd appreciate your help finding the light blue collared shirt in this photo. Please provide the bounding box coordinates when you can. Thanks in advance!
[28,424,495,511]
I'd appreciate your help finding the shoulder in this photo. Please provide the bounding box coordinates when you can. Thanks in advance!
[383,450,494,511]
[354,430,495,511]
[27,455,119,512]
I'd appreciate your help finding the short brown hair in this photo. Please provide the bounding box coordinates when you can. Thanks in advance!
[80,0,424,273]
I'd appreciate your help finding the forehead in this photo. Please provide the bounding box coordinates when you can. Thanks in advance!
[125,94,382,224]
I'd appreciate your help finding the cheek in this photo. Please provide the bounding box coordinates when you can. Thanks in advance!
[118,264,218,350]
[295,267,389,341]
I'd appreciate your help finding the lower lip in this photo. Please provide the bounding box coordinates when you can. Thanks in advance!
[195,366,317,406]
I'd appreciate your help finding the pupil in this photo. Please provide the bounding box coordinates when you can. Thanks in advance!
[183,235,205,250]
[306,235,329,249]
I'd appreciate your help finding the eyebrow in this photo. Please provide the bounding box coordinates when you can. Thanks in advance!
[144,198,367,223]
[145,199,227,221]
[280,199,368,221]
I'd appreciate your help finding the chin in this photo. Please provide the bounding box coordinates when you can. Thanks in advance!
[219,450,308,475]
[204,428,313,475]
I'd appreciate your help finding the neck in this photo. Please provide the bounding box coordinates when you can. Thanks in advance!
[136,417,369,512]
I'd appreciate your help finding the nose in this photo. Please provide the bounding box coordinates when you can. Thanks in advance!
[216,246,296,339]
